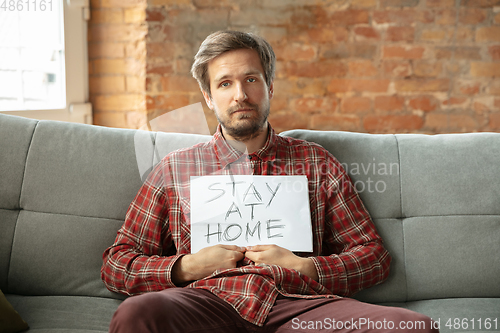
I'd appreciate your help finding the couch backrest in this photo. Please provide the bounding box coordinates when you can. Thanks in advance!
[1,113,499,303]
[281,129,500,303]
[0,114,210,299]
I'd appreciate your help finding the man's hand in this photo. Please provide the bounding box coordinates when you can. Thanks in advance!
[245,245,319,281]
[172,244,245,285]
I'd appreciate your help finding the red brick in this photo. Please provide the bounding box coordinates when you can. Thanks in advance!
[88,42,125,58]
[146,94,190,111]
[374,96,405,111]
[348,60,378,77]
[93,111,128,128]
[290,7,328,26]
[363,114,423,131]
[386,26,415,42]
[126,76,145,93]
[290,78,328,96]
[489,113,500,129]
[297,27,336,43]
[330,9,370,25]
[161,75,199,93]
[286,61,347,78]
[456,80,481,95]
[270,96,288,111]
[395,79,450,92]
[383,46,425,59]
[351,0,377,8]
[354,26,380,41]
[489,46,500,61]
[89,76,126,94]
[435,9,456,25]
[259,27,288,44]
[470,62,500,77]
[373,9,420,24]
[146,7,167,21]
[476,27,500,42]
[268,112,308,133]
[90,9,123,24]
[290,97,337,114]
[382,60,412,77]
[193,0,230,7]
[426,0,455,6]
[100,0,147,7]
[88,24,147,42]
[146,62,174,75]
[95,94,145,111]
[435,47,481,60]
[443,97,469,107]
[427,114,478,132]
[419,29,451,43]
[408,95,439,112]
[310,114,361,131]
[460,8,487,24]
[279,43,317,61]
[495,12,500,24]
[456,27,475,42]
[341,97,371,113]
[382,0,418,5]
[413,61,442,77]
[328,79,390,93]
[229,8,291,26]
[490,81,500,94]
[462,0,500,7]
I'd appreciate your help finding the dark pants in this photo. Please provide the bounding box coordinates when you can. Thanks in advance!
[110,288,439,333]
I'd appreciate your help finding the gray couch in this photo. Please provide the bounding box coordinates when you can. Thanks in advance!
[1,112,499,333]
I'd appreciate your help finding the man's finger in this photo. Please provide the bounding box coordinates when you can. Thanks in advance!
[217,244,246,252]
[246,244,273,252]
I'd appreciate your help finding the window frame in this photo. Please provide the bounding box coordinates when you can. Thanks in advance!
[0,0,91,124]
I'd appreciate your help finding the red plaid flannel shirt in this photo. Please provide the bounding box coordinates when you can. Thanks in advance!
[101,125,391,326]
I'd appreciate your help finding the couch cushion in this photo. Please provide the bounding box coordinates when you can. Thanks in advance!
[5,294,121,333]
[0,114,37,210]
[403,215,500,301]
[397,133,500,217]
[20,120,149,220]
[280,130,402,220]
[8,211,124,299]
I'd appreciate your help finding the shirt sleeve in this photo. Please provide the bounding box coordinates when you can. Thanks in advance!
[101,161,181,296]
[308,159,392,297]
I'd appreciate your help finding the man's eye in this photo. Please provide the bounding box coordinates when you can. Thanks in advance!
[220,82,230,87]
[247,78,256,83]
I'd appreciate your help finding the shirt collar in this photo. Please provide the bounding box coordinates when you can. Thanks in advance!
[212,124,278,168]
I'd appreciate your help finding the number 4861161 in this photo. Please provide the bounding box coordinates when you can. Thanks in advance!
[0,0,53,11]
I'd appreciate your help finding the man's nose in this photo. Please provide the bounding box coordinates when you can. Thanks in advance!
[234,83,248,102]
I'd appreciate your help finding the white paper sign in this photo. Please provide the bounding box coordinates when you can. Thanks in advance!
[190,175,313,253]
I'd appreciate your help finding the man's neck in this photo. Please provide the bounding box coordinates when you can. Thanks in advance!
[222,123,269,154]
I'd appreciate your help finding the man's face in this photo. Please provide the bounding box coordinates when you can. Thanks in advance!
[202,48,274,141]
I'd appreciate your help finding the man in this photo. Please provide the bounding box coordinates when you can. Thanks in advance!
[102,30,438,333]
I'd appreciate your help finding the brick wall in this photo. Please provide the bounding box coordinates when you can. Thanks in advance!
[89,0,500,134]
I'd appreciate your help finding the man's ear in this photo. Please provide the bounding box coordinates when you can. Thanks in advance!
[202,89,214,110]
[268,81,274,100]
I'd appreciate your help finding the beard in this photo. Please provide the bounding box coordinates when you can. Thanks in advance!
[215,100,270,142]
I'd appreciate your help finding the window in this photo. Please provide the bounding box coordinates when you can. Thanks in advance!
[0,0,91,124]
